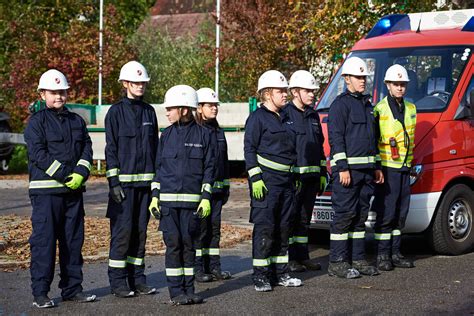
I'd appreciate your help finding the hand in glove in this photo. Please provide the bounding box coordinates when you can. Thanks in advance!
[148,197,161,219]
[318,175,328,196]
[252,180,268,201]
[197,199,211,218]
[65,173,84,190]
[110,185,125,204]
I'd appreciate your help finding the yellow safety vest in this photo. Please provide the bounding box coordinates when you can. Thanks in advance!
[374,97,416,169]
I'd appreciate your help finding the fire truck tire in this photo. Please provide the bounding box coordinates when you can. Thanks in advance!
[430,184,474,255]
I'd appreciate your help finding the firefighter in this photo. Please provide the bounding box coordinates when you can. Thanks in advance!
[328,57,384,278]
[281,70,327,272]
[148,85,216,305]
[244,70,302,292]
[25,69,96,308]
[105,61,158,298]
[194,87,232,282]
[373,64,416,270]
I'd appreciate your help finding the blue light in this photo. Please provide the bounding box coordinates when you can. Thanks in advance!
[380,18,391,29]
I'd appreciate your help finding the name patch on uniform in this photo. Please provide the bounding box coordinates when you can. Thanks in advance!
[185,143,203,148]
[143,122,153,126]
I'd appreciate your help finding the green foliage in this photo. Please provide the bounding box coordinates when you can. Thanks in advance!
[130,18,215,103]
[0,1,154,131]
[7,145,28,174]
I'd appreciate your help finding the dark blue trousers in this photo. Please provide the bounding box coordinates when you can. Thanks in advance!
[160,206,201,299]
[250,181,294,281]
[29,193,85,299]
[330,169,374,262]
[195,193,224,273]
[373,168,411,255]
[107,187,150,290]
[289,179,319,262]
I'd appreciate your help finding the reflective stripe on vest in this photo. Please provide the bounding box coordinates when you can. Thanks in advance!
[375,97,416,169]
[151,182,160,191]
[160,193,201,203]
[257,154,292,172]
[118,173,154,182]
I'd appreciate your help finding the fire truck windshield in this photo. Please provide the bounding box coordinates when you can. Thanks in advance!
[317,46,472,112]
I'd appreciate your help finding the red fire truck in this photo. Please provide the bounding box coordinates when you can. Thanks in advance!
[312,9,474,255]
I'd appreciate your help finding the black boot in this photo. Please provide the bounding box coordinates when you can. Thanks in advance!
[352,260,380,276]
[392,253,415,268]
[328,261,360,279]
[195,271,213,283]
[210,268,232,280]
[377,254,394,271]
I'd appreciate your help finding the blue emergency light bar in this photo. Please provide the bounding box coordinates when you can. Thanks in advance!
[365,14,411,39]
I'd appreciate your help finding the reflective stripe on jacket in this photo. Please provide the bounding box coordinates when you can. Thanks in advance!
[374,97,416,169]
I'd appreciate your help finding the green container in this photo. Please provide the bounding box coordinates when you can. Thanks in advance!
[30,101,97,125]
[249,96,258,113]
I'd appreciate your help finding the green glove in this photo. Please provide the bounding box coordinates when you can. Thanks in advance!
[65,173,84,190]
[197,199,211,218]
[148,197,161,219]
[319,175,328,194]
[252,180,268,201]
[295,180,302,193]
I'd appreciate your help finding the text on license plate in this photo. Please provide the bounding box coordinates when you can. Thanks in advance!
[312,209,335,222]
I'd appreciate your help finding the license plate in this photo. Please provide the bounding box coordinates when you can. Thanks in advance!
[312,209,335,223]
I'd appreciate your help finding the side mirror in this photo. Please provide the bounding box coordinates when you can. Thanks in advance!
[454,88,473,120]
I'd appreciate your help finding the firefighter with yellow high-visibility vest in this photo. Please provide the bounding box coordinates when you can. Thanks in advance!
[372,64,416,271]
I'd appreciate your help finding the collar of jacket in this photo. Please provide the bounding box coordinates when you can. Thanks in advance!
[287,101,317,118]
[174,118,196,129]
[46,106,70,117]
[203,119,219,129]
[387,94,405,113]
[122,96,145,106]
[260,103,282,117]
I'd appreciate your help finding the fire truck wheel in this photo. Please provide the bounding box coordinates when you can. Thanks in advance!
[431,184,474,255]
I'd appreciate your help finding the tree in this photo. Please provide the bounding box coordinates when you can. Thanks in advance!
[0,1,154,131]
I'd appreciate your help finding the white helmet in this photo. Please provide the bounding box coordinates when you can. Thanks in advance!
[163,85,198,108]
[289,70,319,89]
[384,64,410,82]
[257,70,288,92]
[118,61,150,82]
[341,57,369,76]
[37,69,70,91]
[197,87,219,104]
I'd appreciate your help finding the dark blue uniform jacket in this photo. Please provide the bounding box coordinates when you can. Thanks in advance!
[25,107,93,195]
[281,101,327,181]
[244,104,297,186]
[328,91,380,173]
[204,121,230,195]
[151,120,216,208]
[105,97,158,188]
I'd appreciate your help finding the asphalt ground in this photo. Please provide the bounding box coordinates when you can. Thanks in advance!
[0,178,473,315]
